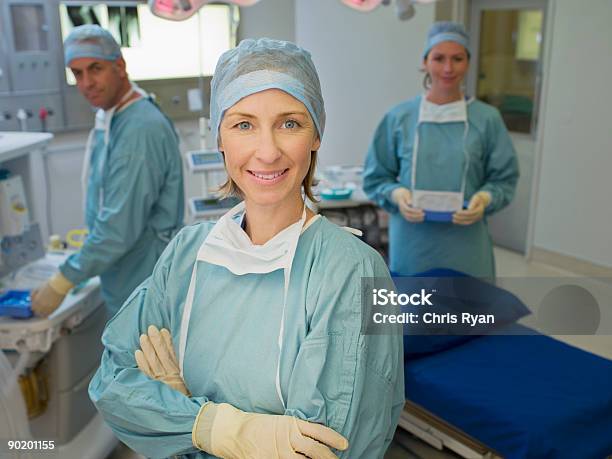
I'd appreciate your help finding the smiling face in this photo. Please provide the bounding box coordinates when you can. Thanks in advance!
[69,57,128,109]
[218,88,320,210]
[423,41,469,93]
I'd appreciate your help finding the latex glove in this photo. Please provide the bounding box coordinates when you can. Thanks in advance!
[31,272,74,317]
[135,325,190,396]
[391,187,424,223]
[453,191,492,226]
[193,402,349,459]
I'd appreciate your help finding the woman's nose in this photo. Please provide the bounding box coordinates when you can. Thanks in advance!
[255,130,282,163]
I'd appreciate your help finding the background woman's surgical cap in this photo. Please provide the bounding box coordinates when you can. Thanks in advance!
[64,24,122,67]
[423,21,471,59]
[210,38,325,148]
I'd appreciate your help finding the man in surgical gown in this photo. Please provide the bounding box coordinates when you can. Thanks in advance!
[31,25,183,318]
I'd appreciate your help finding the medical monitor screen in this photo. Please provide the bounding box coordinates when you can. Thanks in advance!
[59,3,237,84]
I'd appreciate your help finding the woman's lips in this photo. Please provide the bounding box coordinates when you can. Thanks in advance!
[247,168,289,185]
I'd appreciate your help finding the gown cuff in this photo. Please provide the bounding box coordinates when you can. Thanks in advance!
[192,402,218,452]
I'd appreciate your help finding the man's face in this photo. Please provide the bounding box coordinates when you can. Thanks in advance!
[68,57,127,110]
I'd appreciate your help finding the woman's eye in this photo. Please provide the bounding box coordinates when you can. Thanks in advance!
[237,121,251,130]
[283,119,298,129]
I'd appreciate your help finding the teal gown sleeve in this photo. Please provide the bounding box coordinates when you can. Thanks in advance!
[60,124,178,286]
[88,230,208,459]
[363,112,403,213]
[478,109,520,214]
[285,233,404,459]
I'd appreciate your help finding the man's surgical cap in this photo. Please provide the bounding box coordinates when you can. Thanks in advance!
[210,38,325,148]
[64,25,122,67]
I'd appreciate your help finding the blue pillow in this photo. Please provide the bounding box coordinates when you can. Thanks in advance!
[392,269,531,360]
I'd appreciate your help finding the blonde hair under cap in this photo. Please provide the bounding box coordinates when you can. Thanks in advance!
[211,38,325,201]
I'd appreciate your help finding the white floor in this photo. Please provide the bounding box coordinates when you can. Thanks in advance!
[107,246,612,459]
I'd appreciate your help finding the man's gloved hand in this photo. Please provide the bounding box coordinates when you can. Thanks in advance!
[193,402,349,459]
[453,191,492,226]
[391,187,424,223]
[135,325,190,396]
[31,272,74,317]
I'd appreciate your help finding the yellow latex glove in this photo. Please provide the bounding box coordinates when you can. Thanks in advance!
[31,272,74,317]
[135,325,190,396]
[453,191,492,226]
[193,402,348,459]
[391,187,424,223]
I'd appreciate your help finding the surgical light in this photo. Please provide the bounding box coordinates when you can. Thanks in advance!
[148,0,260,21]
[340,0,384,12]
[396,0,415,20]
[339,0,440,20]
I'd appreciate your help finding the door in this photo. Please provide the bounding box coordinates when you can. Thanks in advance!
[468,0,547,254]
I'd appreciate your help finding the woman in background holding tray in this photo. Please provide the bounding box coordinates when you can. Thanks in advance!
[363,22,519,278]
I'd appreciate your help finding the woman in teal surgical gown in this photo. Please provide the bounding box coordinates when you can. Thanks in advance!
[363,22,519,278]
[89,38,404,459]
